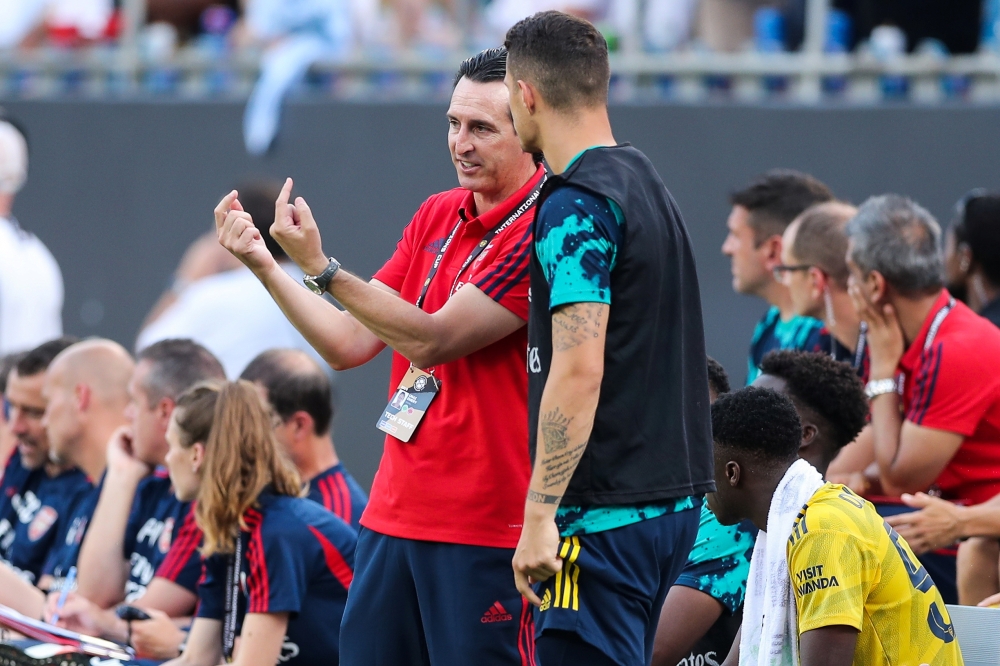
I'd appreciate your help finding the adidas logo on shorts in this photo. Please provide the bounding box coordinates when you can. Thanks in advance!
[480,601,513,623]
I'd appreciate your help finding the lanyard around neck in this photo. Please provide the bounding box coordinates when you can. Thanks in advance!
[413,176,544,310]
[223,533,243,661]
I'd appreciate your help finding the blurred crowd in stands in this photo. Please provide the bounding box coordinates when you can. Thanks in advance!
[0,0,996,57]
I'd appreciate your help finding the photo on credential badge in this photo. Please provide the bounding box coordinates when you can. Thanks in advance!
[376,368,441,443]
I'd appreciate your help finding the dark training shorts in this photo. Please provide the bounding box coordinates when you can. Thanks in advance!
[339,528,534,666]
[533,507,700,666]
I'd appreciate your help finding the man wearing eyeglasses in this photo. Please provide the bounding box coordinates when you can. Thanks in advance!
[721,170,835,383]
[776,201,869,381]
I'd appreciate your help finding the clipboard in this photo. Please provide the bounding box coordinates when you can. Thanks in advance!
[0,604,134,661]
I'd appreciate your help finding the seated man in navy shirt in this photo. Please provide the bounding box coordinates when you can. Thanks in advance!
[46,340,226,660]
[0,337,88,584]
[0,339,133,617]
[240,349,367,530]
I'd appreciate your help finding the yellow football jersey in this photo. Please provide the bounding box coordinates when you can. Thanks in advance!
[786,484,964,666]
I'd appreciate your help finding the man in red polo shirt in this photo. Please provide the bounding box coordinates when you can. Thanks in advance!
[215,47,542,665]
[846,194,1000,602]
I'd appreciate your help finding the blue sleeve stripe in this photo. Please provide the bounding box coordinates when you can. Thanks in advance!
[475,225,532,295]
[491,264,530,303]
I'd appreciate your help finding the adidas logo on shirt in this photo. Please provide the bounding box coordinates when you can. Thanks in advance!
[480,601,513,623]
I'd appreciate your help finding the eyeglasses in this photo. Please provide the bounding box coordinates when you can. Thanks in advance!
[772,264,813,282]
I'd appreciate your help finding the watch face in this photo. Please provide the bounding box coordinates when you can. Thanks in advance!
[304,278,323,295]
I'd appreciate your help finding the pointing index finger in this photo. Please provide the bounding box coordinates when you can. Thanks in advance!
[276,177,293,210]
[215,190,238,230]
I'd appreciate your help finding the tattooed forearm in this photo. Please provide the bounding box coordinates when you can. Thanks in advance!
[527,490,562,504]
[552,303,606,352]
[541,442,587,489]
[541,407,573,453]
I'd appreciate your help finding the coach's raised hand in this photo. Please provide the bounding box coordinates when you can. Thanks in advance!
[270,177,329,277]
[215,190,277,277]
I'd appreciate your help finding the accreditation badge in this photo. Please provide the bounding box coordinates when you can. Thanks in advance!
[376,366,441,442]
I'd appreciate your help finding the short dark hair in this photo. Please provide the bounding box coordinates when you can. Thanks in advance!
[0,352,26,394]
[707,357,730,397]
[712,387,802,464]
[505,11,610,111]
[731,170,835,244]
[240,349,333,436]
[455,47,507,86]
[137,339,226,404]
[961,193,1000,287]
[235,180,286,261]
[759,351,868,461]
[846,194,944,297]
[15,337,80,378]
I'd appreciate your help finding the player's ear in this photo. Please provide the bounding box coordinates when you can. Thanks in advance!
[725,461,741,487]
[191,441,206,474]
[519,80,536,114]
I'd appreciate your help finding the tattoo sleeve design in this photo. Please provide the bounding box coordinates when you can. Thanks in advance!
[541,442,587,488]
[540,407,573,453]
[527,490,561,505]
[552,303,605,352]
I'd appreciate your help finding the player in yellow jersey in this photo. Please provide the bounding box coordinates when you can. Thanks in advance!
[709,387,963,666]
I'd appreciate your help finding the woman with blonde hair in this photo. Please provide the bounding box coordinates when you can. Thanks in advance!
[162,380,355,666]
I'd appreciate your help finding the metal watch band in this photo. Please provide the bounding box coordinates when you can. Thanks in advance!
[865,378,897,400]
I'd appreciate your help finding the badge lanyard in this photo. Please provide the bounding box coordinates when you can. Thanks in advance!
[413,176,544,311]
[853,322,868,370]
[898,297,955,393]
[223,533,243,662]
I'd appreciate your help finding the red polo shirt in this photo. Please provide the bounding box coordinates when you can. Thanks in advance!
[898,290,1000,505]
[363,166,544,548]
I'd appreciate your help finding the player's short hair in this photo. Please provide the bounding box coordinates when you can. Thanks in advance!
[505,11,610,111]
[731,170,834,244]
[712,387,802,464]
[15,337,80,378]
[455,47,508,86]
[240,349,333,436]
[957,193,1000,287]
[846,194,944,297]
[0,352,26,394]
[707,357,730,398]
[235,180,286,261]
[759,351,868,461]
[790,201,857,289]
[137,339,226,405]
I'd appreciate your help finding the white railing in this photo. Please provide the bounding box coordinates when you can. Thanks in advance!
[2,0,1000,104]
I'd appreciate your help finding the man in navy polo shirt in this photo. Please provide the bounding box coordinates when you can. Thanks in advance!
[0,339,132,617]
[216,47,544,664]
[75,338,225,607]
[505,14,713,665]
[241,349,367,530]
[0,337,86,583]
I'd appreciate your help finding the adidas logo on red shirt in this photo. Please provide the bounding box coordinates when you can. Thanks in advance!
[480,601,513,623]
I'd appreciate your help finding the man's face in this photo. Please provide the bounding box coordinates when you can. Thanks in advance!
[503,70,540,155]
[779,225,823,319]
[125,361,170,467]
[721,206,774,295]
[6,370,50,470]
[706,447,742,526]
[40,367,81,465]
[447,78,529,198]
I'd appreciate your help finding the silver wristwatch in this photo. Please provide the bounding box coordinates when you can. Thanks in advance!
[303,257,340,295]
[865,378,897,400]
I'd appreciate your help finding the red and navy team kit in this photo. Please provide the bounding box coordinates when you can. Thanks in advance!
[0,452,90,584]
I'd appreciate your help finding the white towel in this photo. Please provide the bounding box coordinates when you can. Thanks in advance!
[740,458,825,666]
